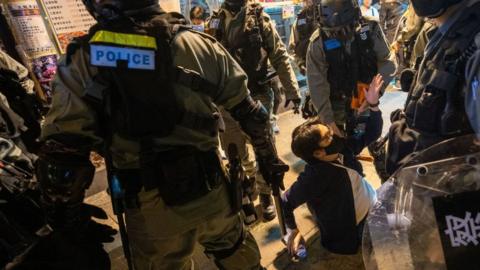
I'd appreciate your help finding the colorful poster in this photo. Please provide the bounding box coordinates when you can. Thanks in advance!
[40,0,96,54]
[282,5,295,19]
[31,54,57,101]
[6,0,57,58]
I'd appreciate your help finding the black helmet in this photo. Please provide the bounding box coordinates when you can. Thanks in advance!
[82,0,159,20]
[223,0,246,13]
[411,0,464,18]
[318,0,359,28]
[317,0,359,39]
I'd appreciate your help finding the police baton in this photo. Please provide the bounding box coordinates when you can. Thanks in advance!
[268,162,289,236]
[104,155,135,270]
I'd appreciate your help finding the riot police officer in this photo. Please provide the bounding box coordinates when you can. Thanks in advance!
[306,0,394,172]
[289,0,316,75]
[206,0,300,221]
[386,0,480,174]
[379,0,407,44]
[36,0,287,269]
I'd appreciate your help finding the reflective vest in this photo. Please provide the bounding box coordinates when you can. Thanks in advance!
[404,2,480,144]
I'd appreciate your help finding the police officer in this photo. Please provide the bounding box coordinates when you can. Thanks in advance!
[379,0,407,44]
[289,0,316,75]
[391,3,425,77]
[386,0,480,174]
[36,0,287,269]
[306,0,394,172]
[206,0,300,221]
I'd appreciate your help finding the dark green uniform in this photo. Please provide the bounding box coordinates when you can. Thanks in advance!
[306,16,394,128]
[207,2,300,196]
[387,0,480,174]
[42,11,264,270]
[289,4,317,74]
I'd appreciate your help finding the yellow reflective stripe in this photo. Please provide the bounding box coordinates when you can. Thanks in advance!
[89,30,157,50]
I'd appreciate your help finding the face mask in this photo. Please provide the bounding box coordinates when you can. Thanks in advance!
[324,135,345,155]
[191,24,205,32]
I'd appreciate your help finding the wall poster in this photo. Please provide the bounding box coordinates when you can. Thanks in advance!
[6,0,57,58]
[40,0,96,54]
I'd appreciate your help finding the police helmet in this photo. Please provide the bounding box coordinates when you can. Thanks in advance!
[411,0,464,18]
[223,0,246,13]
[82,0,159,20]
[318,0,359,29]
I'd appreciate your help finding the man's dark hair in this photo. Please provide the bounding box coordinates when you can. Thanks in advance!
[190,6,205,21]
[291,117,325,162]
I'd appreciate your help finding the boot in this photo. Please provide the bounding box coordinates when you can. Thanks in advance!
[260,194,276,222]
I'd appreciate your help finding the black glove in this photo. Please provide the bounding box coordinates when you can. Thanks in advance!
[258,157,289,194]
[19,229,112,270]
[285,98,301,114]
[77,204,117,244]
[45,203,117,245]
[301,95,317,119]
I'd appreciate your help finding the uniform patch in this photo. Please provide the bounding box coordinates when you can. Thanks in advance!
[210,18,220,29]
[324,39,341,51]
[298,18,307,25]
[90,45,155,70]
[359,25,370,41]
[472,76,479,100]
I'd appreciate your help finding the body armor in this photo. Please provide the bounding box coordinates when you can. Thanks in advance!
[84,14,182,139]
[404,2,480,148]
[74,12,221,141]
[321,18,378,101]
[208,4,270,93]
[294,6,316,61]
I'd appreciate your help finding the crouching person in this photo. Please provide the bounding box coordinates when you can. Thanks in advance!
[281,118,378,257]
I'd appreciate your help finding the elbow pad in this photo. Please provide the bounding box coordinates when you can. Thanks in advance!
[229,96,289,190]
[228,96,277,160]
[229,96,270,137]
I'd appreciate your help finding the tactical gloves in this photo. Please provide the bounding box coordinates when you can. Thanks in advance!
[285,98,301,114]
[257,157,288,192]
[229,96,289,190]
[301,94,317,119]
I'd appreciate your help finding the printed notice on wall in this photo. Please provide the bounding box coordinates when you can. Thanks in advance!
[6,0,57,58]
[40,0,96,54]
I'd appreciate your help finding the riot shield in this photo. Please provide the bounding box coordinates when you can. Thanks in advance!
[363,134,480,270]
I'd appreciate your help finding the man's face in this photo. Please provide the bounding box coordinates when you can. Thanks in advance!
[317,124,333,148]
[311,124,334,160]
[363,0,372,8]
[191,18,204,25]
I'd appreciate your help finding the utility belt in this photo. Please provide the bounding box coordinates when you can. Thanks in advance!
[115,146,225,208]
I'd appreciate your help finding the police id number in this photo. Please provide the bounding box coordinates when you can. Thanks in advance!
[90,45,155,70]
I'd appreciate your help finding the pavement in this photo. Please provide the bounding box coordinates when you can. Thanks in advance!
[85,89,408,270]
